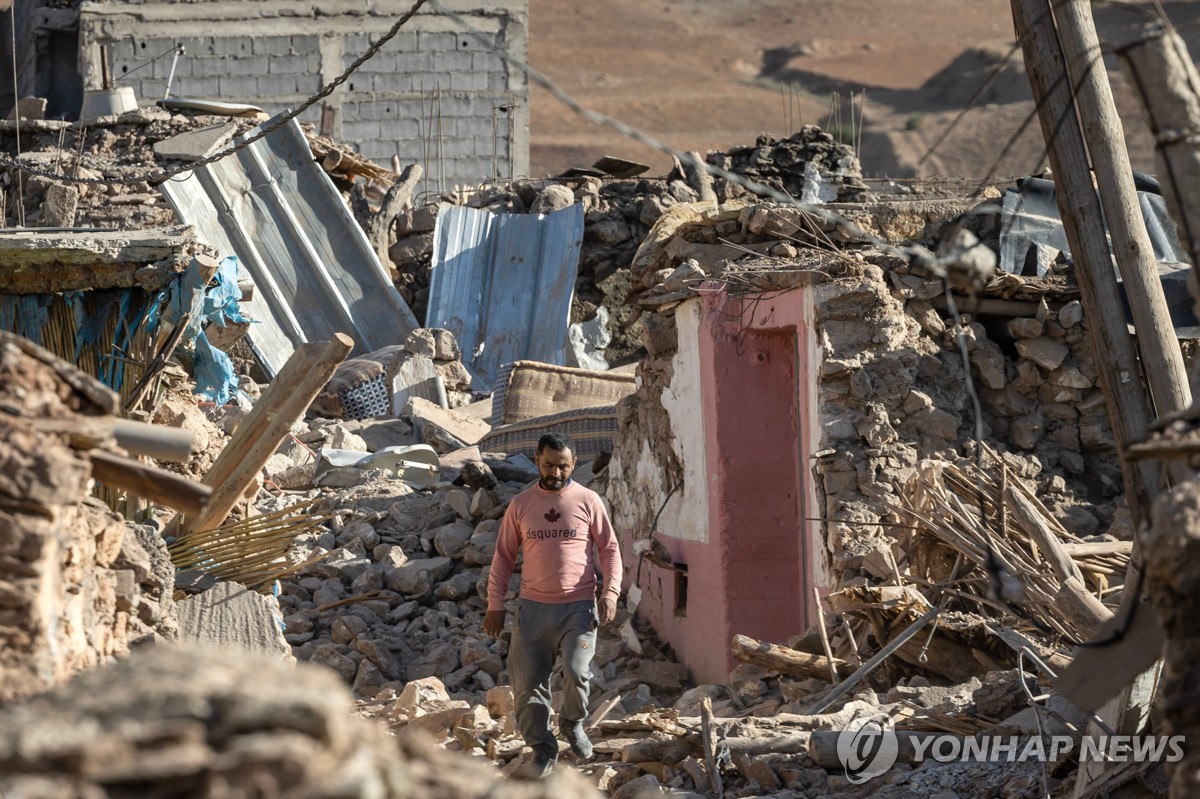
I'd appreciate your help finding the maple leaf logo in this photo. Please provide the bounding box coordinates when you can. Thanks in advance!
[544,508,561,522]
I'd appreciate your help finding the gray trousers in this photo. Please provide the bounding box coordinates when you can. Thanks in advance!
[508,598,598,753]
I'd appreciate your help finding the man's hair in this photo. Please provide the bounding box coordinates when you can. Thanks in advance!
[537,431,574,455]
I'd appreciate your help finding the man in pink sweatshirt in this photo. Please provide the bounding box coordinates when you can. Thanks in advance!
[484,431,622,779]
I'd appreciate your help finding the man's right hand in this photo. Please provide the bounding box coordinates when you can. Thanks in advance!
[484,610,505,637]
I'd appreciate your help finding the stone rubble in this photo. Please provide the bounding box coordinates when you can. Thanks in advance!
[0,106,1169,797]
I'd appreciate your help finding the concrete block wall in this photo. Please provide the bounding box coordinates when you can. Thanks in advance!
[80,0,529,191]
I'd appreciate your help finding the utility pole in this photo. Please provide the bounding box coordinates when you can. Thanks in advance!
[1054,0,1191,422]
[1117,21,1200,799]
[1011,4,1175,795]
[1011,0,1162,526]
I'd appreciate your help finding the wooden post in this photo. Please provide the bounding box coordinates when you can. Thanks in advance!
[171,333,353,534]
[1116,23,1200,799]
[1117,22,1200,272]
[1054,0,1191,422]
[1011,0,1161,525]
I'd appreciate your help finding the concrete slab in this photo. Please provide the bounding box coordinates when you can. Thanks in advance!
[153,122,237,161]
[175,581,293,661]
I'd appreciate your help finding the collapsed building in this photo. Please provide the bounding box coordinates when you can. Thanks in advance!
[0,26,1191,794]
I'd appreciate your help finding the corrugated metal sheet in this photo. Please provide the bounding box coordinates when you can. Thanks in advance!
[428,203,584,389]
[161,116,418,378]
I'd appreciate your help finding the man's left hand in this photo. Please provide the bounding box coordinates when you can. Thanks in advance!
[599,595,617,626]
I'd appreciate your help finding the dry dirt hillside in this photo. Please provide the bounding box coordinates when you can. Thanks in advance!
[528,0,1200,182]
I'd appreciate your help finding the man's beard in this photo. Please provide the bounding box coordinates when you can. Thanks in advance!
[540,476,566,490]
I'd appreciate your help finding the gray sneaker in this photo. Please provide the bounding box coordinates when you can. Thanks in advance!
[561,722,594,760]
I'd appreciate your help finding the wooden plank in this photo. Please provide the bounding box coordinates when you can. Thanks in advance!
[172,334,353,533]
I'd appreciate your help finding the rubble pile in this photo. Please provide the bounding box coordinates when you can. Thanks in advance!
[705,129,870,205]
[0,333,178,703]
[0,107,259,229]
[386,129,869,368]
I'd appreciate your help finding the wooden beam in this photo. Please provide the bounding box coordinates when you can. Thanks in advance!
[730,634,850,680]
[1054,0,1191,433]
[89,450,211,517]
[171,334,353,534]
[1117,23,1200,272]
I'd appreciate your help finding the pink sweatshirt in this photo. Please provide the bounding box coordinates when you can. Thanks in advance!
[487,480,622,611]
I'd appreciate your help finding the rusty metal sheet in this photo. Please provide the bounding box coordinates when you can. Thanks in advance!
[161,115,418,378]
[427,203,584,389]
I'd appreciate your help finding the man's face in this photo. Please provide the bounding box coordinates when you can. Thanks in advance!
[536,445,575,491]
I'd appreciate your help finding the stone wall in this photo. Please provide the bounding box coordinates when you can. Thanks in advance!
[82,0,529,191]
[610,198,1127,595]
[0,335,177,704]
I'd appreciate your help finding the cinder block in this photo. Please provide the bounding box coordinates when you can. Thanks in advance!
[437,95,475,118]
[433,51,473,73]
[342,119,381,140]
[178,36,217,56]
[152,53,193,79]
[455,114,494,138]
[357,52,396,74]
[212,37,253,57]
[418,32,458,53]
[385,118,421,139]
[109,39,138,63]
[455,32,496,52]
[454,157,493,181]
[253,36,294,57]
[297,105,322,125]
[291,35,320,55]
[178,76,220,98]
[487,70,510,93]
[391,31,420,53]
[258,75,300,95]
[356,138,398,160]
[355,101,392,121]
[471,52,501,74]
[394,51,436,73]
[296,74,322,95]
[449,71,487,92]
[137,79,169,101]
[269,54,308,74]
[219,75,260,98]
[191,56,234,78]
[437,136,474,158]
[343,33,375,56]
[409,72,447,94]
[371,73,411,94]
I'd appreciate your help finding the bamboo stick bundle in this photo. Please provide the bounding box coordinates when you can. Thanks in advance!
[168,499,328,592]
